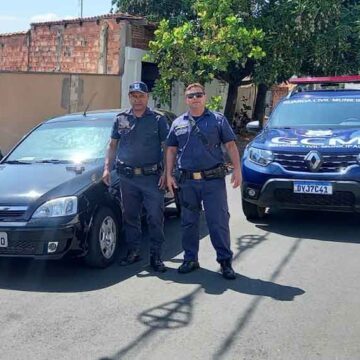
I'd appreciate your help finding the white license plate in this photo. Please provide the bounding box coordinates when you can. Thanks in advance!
[293,181,333,195]
[0,232,8,247]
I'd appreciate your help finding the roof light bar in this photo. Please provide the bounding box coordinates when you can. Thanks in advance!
[289,75,360,84]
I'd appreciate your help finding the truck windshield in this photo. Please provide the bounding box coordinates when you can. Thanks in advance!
[269,97,360,128]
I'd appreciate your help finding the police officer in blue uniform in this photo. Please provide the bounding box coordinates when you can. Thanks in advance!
[166,83,241,279]
[103,81,169,272]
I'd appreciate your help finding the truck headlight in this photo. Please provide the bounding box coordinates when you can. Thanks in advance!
[32,196,78,218]
[248,147,273,166]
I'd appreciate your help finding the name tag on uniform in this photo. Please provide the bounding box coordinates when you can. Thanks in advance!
[174,124,189,136]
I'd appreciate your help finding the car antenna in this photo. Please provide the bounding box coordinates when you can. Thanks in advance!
[83,92,97,116]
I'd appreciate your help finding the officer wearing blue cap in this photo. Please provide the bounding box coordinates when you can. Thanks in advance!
[166,83,241,279]
[103,81,170,272]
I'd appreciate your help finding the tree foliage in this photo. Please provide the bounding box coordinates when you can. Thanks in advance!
[146,0,265,118]
[111,0,194,26]
[114,0,360,120]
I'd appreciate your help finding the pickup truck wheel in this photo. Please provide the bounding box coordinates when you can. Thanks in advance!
[242,198,265,220]
[85,207,120,268]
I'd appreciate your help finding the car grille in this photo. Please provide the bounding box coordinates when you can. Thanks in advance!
[273,152,358,173]
[274,189,355,207]
[0,239,44,255]
[0,210,26,218]
[0,206,27,220]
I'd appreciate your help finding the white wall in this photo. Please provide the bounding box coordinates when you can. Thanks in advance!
[122,46,229,116]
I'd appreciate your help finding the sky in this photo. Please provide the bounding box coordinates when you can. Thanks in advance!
[0,1,114,34]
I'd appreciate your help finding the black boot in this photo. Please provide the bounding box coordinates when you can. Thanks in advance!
[118,249,141,266]
[178,260,200,274]
[150,254,167,272]
[219,259,236,280]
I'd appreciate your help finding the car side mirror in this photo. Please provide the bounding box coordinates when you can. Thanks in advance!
[246,120,261,134]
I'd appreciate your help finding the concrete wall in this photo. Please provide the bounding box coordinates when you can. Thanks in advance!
[121,47,230,115]
[0,72,121,153]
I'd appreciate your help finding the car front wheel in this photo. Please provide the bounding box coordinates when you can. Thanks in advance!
[242,198,266,220]
[85,207,120,268]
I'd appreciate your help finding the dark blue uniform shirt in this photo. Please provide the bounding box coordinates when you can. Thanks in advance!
[111,107,169,167]
[166,109,236,171]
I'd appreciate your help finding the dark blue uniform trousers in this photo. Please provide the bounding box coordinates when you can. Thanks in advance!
[119,175,165,255]
[179,178,233,262]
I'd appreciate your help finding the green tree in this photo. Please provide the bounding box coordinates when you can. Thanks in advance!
[146,0,265,120]
[252,0,360,123]
[111,0,194,26]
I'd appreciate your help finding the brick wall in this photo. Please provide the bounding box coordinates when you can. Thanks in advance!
[0,32,29,71]
[131,25,155,50]
[0,14,155,75]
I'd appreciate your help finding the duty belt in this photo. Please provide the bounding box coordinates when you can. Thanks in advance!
[181,165,227,180]
[116,162,161,178]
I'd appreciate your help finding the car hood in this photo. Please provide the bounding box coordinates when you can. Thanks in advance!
[0,162,104,206]
[252,127,360,152]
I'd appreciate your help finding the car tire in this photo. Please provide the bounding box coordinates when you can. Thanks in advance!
[242,198,266,220]
[84,207,120,268]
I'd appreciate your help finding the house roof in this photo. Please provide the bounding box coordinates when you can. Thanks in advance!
[30,13,155,27]
[0,31,28,37]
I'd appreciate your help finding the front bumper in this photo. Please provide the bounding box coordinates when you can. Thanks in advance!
[0,220,84,259]
[242,179,360,212]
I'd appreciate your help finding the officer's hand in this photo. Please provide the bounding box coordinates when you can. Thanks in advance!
[231,169,241,189]
[167,175,178,197]
[102,169,111,186]
[158,173,166,190]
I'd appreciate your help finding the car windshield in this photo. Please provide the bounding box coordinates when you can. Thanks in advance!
[6,119,113,163]
[269,97,360,128]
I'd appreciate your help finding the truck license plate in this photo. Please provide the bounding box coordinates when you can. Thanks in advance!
[293,181,333,195]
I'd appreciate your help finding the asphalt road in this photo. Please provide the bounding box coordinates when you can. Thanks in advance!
[0,177,359,360]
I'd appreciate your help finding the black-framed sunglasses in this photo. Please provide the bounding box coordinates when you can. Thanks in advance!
[186,92,205,99]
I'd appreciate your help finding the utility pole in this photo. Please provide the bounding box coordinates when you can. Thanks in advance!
[79,0,83,18]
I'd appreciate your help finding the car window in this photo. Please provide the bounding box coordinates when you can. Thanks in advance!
[7,120,112,163]
[269,97,360,128]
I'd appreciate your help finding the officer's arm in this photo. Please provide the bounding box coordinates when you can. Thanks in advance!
[104,138,118,172]
[102,139,119,186]
[224,141,242,188]
[224,141,240,170]
[165,146,178,196]
[166,146,177,178]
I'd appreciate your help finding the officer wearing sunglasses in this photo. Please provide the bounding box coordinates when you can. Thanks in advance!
[166,83,241,279]
[103,81,170,272]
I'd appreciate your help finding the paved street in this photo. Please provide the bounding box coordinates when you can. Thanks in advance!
[0,177,359,360]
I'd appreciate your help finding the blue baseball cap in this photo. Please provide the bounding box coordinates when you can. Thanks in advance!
[129,81,149,94]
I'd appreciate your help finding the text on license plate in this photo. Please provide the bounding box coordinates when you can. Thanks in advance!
[0,232,8,247]
[293,181,333,195]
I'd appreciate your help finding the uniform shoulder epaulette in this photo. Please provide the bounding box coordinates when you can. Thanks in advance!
[116,110,129,117]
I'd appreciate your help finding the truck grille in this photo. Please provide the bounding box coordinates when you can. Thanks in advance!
[273,152,358,173]
[274,189,355,207]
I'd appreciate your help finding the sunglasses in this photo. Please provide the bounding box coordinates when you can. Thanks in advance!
[186,92,205,99]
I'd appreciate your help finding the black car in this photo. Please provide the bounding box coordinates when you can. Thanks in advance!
[0,109,178,267]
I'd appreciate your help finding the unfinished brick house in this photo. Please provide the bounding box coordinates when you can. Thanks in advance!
[0,14,158,151]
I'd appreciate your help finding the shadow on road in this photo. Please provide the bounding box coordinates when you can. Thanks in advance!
[0,211,208,293]
[100,233,305,360]
[255,209,360,244]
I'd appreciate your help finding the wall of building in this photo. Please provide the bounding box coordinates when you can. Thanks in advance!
[0,72,121,153]
[0,14,155,75]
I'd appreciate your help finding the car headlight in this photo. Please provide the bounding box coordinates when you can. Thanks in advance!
[32,196,78,218]
[248,147,273,166]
